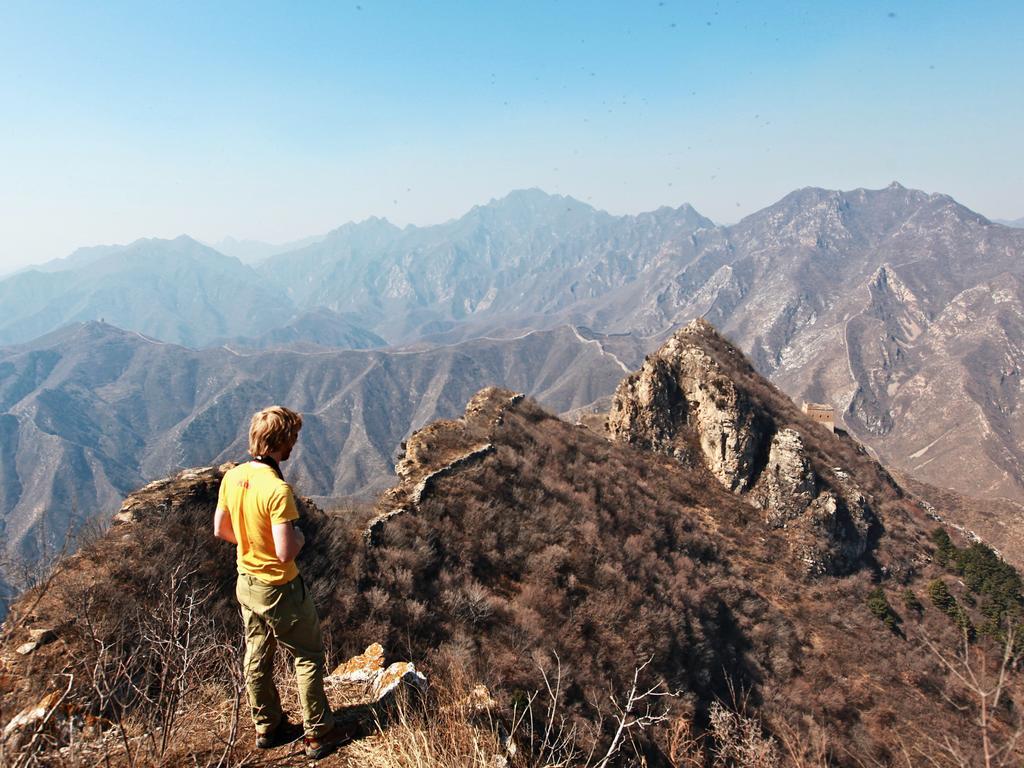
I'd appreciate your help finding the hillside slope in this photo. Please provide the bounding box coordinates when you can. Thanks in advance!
[348,186,1024,506]
[0,321,648,606]
[542,185,1024,503]
[3,321,1020,766]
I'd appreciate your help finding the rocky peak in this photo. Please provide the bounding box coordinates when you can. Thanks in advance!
[466,189,599,229]
[394,386,520,485]
[322,215,403,247]
[367,387,523,542]
[608,319,876,575]
[739,183,953,252]
[635,203,715,232]
[866,263,929,341]
[608,319,766,492]
[112,464,231,525]
[753,428,817,524]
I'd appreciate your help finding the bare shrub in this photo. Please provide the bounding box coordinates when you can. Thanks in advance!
[12,564,241,767]
[1,515,77,627]
[343,654,675,768]
[6,390,1021,764]
[917,626,1024,767]
[707,700,780,768]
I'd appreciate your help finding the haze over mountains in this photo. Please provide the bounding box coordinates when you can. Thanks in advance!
[257,189,715,342]
[3,182,1024,597]
[206,234,326,264]
[0,237,295,347]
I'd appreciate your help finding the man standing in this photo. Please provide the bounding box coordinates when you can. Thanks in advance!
[214,405,349,759]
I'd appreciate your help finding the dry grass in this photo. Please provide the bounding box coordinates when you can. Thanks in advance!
[342,687,509,768]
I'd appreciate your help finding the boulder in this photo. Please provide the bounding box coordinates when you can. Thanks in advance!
[1,690,65,750]
[324,643,427,710]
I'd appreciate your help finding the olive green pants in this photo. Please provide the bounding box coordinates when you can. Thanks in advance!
[235,573,335,739]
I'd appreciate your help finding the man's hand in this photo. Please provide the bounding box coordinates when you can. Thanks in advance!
[213,507,237,544]
[272,521,305,563]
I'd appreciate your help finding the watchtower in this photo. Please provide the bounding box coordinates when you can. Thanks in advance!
[801,402,835,432]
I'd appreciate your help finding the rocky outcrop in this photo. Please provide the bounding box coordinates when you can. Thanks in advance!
[752,429,818,525]
[752,430,873,574]
[14,628,55,656]
[112,464,233,526]
[1,685,72,752]
[325,643,427,710]
[609,319,876,575]
[365,388,523,543]
[609,319,770,492]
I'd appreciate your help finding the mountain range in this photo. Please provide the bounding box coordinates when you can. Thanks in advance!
[0,320,645,600]
[3,183,1024,603]
[0,190,713,348]
[0,236,296,348]
[257,190,715,342]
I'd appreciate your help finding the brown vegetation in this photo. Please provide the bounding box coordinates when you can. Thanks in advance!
[2,326,1024,765]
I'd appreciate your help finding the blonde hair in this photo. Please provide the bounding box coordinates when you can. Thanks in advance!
[248,406,303,456]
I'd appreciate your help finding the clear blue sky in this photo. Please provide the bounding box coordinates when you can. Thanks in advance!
[1,0,1021,268]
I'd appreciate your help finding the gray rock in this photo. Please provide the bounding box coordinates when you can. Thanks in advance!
[609,320,876,575]
[754,428,818,526]
[27,627,55,645]
[15,641,38,655]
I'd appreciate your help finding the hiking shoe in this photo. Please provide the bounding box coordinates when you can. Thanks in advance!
[304,721,360,759]
[256,717,302,749]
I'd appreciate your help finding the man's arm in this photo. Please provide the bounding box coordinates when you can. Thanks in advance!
[272,522,305,563]
[213,506,237,544]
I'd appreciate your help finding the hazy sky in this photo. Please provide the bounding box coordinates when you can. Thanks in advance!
[1,1,1021,270]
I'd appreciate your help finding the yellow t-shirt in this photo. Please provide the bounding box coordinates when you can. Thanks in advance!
[218,462,300,585]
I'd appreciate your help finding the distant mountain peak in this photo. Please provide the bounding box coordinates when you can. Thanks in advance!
[360,215,396,226]
[113,234,218,256]
[325,215,402,240]
[22,235,215,274]
[745,182,984,232]
[491,187,559,203]
[24,319,136,350]
[636,202,715,231]
[480,188,591,213]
